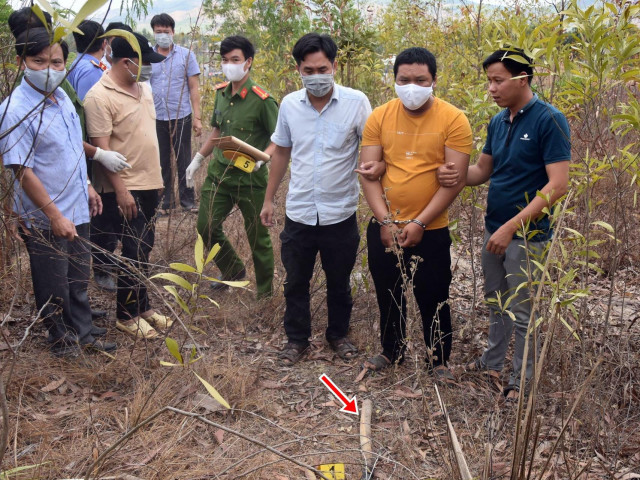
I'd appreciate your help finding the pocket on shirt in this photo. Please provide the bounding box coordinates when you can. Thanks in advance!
[325,121,353,150]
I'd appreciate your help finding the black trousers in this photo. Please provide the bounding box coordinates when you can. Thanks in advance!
[366,219,453,367]
[280,214,360,347]
[24,223,94,345]
[157,115,194,209]
[94,190,159,320]
[91,206,118,275]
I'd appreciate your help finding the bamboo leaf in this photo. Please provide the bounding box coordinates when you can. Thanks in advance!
[203,277,249,289]
[98,30,142,75]
[31,4,51,32]
[169,262,197,273]
[591,220,615,233]
[194,372,231,409]
[151,273,194,292]
[165,337,183,365]
[205,243,221,266]
[195,233,205,272]
[163,285,192,314]
[70,0,111,30]
[159,361,182,367]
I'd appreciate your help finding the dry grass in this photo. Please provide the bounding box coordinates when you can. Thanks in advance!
[1,192,639,479]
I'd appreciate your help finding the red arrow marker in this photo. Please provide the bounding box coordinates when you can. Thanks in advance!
[319,374,359,415]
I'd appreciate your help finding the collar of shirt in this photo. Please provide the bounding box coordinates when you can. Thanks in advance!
[100,70,140,98]
[221,77,255,99]
[153,43,175,58]
[299,82,340,112]
[20,77,67,106]
[501,93,539,123]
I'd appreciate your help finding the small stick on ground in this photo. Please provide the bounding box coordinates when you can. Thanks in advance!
[360,398,374,478]
[435,384,473,480]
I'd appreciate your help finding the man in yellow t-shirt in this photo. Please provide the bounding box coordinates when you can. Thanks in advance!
[357,47,471,380]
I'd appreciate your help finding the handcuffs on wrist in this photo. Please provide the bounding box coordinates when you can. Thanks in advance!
[379,218,427,230]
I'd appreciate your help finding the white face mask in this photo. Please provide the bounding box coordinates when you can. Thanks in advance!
[155,33,173,49]
[24,67,66,92]
[222,60,248,82]
[301,73,334,98]
[395,83,433,110]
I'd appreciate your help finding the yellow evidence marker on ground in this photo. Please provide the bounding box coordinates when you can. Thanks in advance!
[317,463,346,480]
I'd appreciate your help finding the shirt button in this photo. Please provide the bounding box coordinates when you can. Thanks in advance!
[230,102,234,106]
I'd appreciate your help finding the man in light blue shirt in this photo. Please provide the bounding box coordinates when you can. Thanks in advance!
[260,33,372,366]
[150,13,202,212]
[67,20,108,101]
[0,28,115,356]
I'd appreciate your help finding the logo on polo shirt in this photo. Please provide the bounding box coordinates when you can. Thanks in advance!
[520,133,531,141]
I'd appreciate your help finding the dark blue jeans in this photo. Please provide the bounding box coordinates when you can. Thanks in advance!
[280,214,360,347]
[95,190,159,320]
[367,219,453,367]
[24,223,94,345]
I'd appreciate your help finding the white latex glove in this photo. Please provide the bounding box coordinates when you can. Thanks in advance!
[94,147,131,172]
[252,160,265,172]
[186,152,205,188]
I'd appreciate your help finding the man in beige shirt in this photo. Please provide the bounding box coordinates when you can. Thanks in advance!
[84,32,170,339]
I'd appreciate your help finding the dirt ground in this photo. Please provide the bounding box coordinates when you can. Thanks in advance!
[1,187,639,479]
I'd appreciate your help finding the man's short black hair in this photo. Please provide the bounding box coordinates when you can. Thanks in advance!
[14,27,67,60]
[73,20,105,54]
[150,13,175,31]
[292,33,337,65]
[105,22,132,35]
[483,48,534,85]
[220,35,255,60]
[393,47,437,79]
[8,7,52,39]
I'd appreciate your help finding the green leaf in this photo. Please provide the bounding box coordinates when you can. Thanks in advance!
[163,285,191,315]
[195,233,205,272]
[151,272,194,292]
[159,361,182,367]
[169,262,197,273]
[98,30,142,76]
[165,337,183,365]
[591,220,615,233]
[31,4,51,33]
[205,243,222,266]
[70,0,111,30]
[199,295,220,307]
[203,277,250,289]
[52,26,67,44]
[194,372,231,409]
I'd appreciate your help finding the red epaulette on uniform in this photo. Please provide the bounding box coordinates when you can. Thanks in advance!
[90,59,108,71]
[214,81,230,90]
[251,85,270,100]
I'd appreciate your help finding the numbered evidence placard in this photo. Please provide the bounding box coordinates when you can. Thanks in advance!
[211,136,271,173]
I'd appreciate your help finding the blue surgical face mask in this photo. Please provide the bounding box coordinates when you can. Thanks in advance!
[24,66,66,92]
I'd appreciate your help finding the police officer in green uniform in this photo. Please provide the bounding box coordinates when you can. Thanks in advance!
[186,36,278,298]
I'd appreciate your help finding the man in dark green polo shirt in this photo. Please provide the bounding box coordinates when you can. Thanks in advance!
[186,35,277,299]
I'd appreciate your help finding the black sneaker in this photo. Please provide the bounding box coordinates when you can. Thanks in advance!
[94,272,117,292]
[91,325,107,337]
[91,309,108,319]
[82,339,117,353]
[51,342,81,358]
[210,268,246,292]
